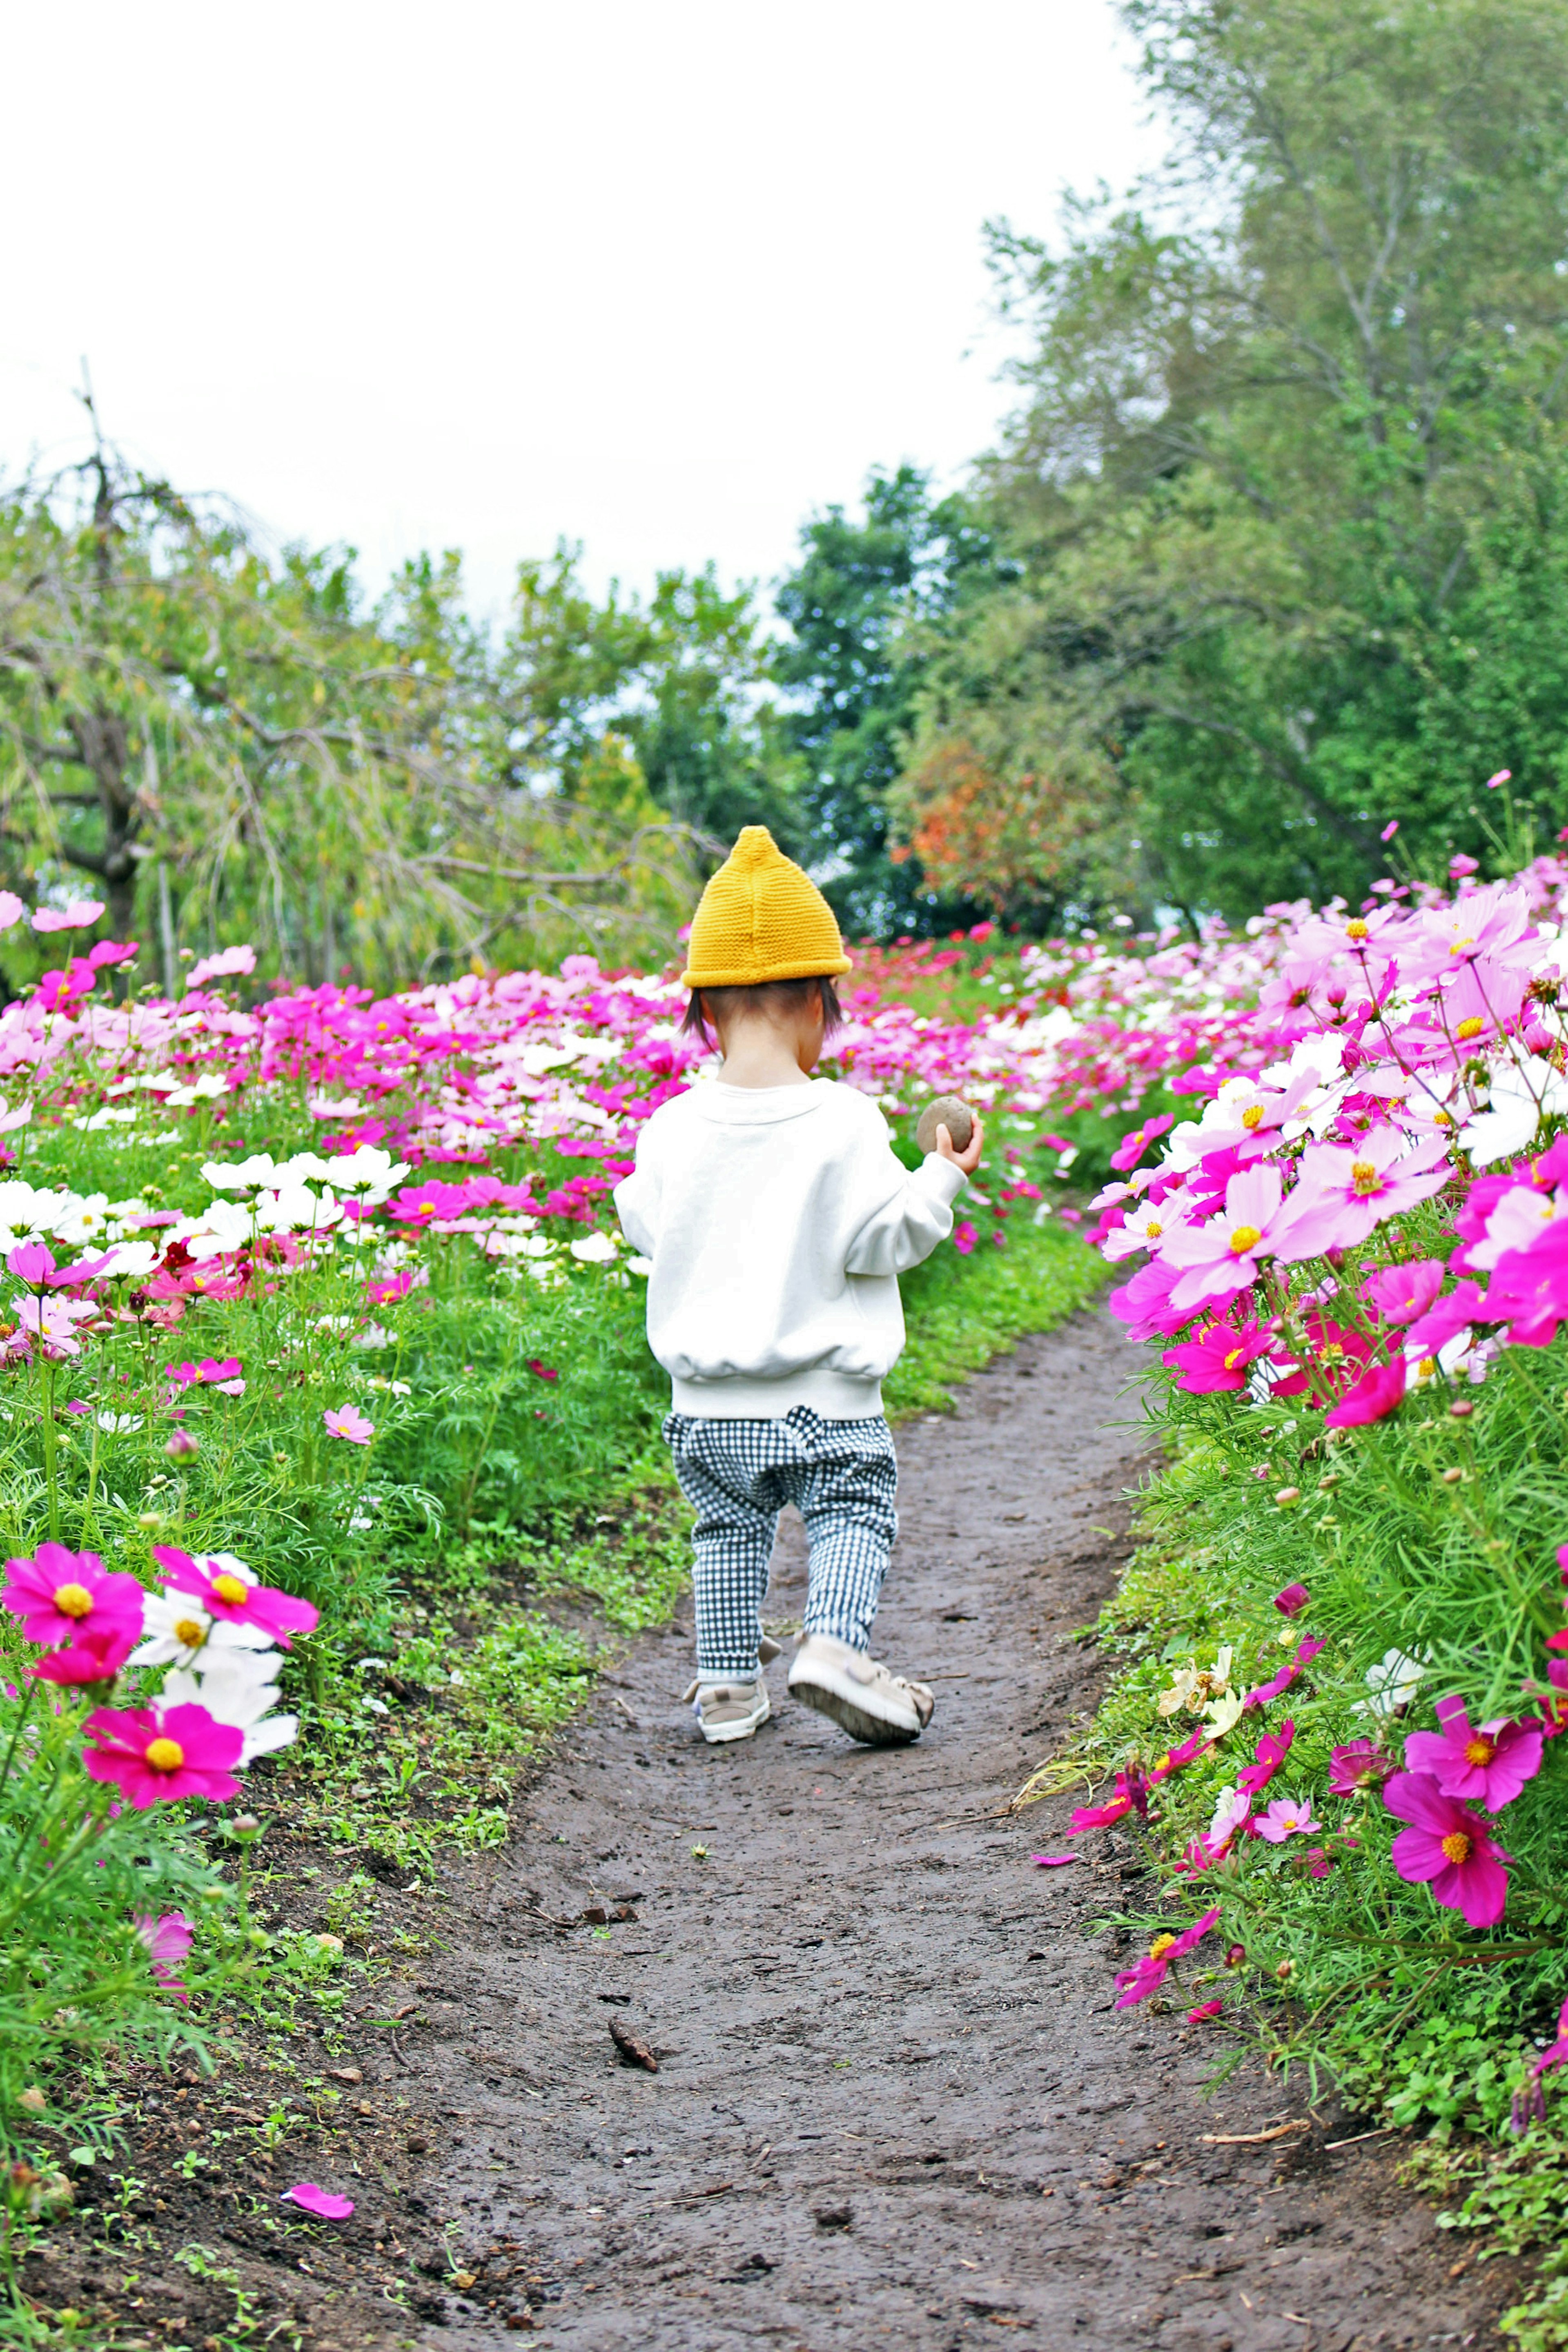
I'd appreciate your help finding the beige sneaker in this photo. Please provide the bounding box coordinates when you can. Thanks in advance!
[787,1633,934,1746]
[681,1676,771,1744]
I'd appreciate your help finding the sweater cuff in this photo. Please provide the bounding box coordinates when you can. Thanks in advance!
[919,1154,969,1207]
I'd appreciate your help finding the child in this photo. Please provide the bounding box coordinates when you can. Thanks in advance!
[613,825,983,1748]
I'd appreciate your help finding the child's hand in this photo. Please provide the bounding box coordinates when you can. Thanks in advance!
[936,1116,984,1176]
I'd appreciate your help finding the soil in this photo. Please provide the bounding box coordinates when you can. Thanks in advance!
[25,1309,1519,2351]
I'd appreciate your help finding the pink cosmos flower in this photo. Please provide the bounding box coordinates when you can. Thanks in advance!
[1401,1281,1489,1359]
[133,1910,194,2000]
[952,1222,976,1256]
[1108,1257,1188,1342]
[1160,1164,1292,1313]
[13,1294,97,1357]
[1237,1719,1295,1796]
[323,1403,374,1445]
[32,898,105,932]
[1069,1769,1148,1833]
[1,1546,145,1648]
[1328,1740,1395,1795]
[283,2183,354,2219]
[1383,1771,1510,1928]
[1187,2000,1224,2022]
[1277,1131,1451,1257]
[149,1547,319,1646]
[1272,1584,1310,1617]
[1403,1695,1544,1811]
[1255,1795,1321,1843]
[81,1701,243,1808]
[1114,1907,1221,2009]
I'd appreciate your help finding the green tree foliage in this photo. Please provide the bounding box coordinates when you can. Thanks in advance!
[503,543,805,864]
[896,0,1568,925]
[0,445,702,991]
[773,466,1008,935]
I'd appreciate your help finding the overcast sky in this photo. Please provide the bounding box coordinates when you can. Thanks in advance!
[0,2,1158,616]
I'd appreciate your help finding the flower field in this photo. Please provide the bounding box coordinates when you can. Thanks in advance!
[1015,836,1568,2345]
[9,838,1568,2338]
[0,903,1102,2232]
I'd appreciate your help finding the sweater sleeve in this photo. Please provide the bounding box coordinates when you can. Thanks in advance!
[612,1124,662,1257]
[843,1147,967,1276]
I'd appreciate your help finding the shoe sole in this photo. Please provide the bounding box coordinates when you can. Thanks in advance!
[788,1666,922,1746]
[698,1690,771,1745]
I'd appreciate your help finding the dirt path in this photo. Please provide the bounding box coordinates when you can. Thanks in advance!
[403,1308,1510,2351]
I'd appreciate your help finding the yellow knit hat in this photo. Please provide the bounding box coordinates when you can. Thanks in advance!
[680,826,851,988]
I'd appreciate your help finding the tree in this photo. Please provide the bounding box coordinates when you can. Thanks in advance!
[772,466,1008,935]
[500,546,805,865]
[0,437,702,988]
[895,0,1568,924]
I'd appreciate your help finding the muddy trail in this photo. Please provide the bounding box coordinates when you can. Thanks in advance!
[31,1310,1516,2352]
[400,1308,1510,2352]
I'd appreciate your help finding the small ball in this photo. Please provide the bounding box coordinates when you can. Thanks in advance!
[915,1094,974,1155]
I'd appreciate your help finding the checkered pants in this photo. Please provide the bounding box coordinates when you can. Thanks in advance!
[664,1408,899,1679]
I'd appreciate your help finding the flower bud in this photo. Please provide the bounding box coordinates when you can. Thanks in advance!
[1274,1959,1294,1982]
[1448,1399,1474,1419]
[1273,1487,1301,1507]
[1224,1943,1246,1968]
[165,1428,200,1459]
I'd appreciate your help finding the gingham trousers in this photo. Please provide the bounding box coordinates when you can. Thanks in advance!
[663,1407,899,1679]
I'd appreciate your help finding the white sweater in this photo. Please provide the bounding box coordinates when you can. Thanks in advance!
[613,1076,967,1419]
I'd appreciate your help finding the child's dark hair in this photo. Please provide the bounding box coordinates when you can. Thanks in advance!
[681,976,844,1043]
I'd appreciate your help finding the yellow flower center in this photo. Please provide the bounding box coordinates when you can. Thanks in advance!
[1346,919,1369,941]
[1223,1345,1244,1369]
[52,1583,94,1619]
[1456,1016,1484,1041]
[1417,1356,1437,1379]
[145,1737,185,1773]
[211,1573,249,1607]
[1241,1105,1264,1130]
[1440,1830,1472,1867]
[1229,1224,1262,1255]
[173,1617,206,1649]
[1145,1220,1163,1241]
[1350,1160,1379,1194]
[1452,935,1475,951]
[1434,1108,1454,1126]
[1149,1934,1177,1960]
[416,1201,436,1216]
[1465,1736,1495,1768]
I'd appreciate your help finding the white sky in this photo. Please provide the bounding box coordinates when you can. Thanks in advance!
[0,1,1158,617]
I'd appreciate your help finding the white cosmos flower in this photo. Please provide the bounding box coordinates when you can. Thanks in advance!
[202,1154,279,1192]
[131,1590,273,1668]
[163,1648,297,1762]
[1356,1647,1430,1720]
[96,1411,143,1434]
[322,1146,409,1201]
[569,1232,619,1264]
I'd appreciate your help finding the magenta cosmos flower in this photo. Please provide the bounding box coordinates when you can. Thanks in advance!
[1403,1695,1544,1811]
[1114,1906,1221,2009]
[82,1702,243,1808]
[1,1545,145,1648]
[1162,1317,1277,1394]
[1273,1582,1310,1617]
[1329,1739,1395,1795]
[149,1546,318,1647]
[1383,1771,1510,1927]
[1237,1719,1295,1797]
[323,1403,374,1445]
[31,1619,139,1686]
